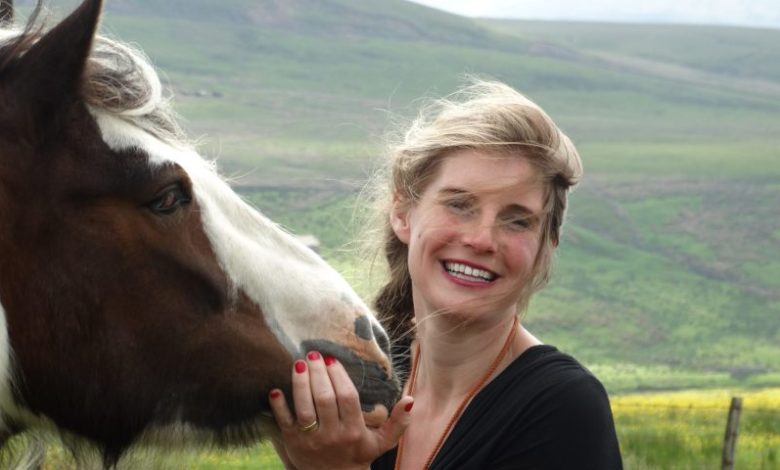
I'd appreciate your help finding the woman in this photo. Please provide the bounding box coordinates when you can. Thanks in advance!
[269,80,622,469]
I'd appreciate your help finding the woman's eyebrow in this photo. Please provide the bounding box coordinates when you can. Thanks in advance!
[437,187,470,197]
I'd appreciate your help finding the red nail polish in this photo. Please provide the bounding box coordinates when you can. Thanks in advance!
[307,351,321,361]
[295,360,306,374]
[404,402,414,412]
[269,390,281,399]
[324,355,336,366]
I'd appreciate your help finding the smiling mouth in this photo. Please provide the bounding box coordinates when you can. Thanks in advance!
[442,261,497,283]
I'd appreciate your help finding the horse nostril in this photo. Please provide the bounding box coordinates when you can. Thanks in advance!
[354,315,373,341]
[354,315,391,356]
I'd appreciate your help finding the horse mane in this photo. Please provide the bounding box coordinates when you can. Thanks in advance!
[0,3,188,147]
[0,0,12,25]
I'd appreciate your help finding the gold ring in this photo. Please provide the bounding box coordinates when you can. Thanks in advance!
[298,419,319,433]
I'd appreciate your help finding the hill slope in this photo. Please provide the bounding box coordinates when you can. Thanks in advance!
[15,0,780,391]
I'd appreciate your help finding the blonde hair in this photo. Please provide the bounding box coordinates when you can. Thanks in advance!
[364,79,582,351]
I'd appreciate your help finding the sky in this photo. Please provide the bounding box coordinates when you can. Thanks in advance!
[408,0,780,30]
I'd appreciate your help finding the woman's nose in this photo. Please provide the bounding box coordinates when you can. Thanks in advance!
[461,220,498,253]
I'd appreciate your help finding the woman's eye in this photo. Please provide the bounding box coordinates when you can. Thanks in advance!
[506,217,532,231]
[149,185,191,214]
[445,199,472,213]
[512,219,530,229]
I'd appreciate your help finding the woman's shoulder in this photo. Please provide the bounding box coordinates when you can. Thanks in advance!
[482,346,622,468]
[498,344,603,392]
[454,344,609,425]
[473,344,616,435]
[429,346,622,469]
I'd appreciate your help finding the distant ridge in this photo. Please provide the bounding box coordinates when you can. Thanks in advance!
[13,0,524,50]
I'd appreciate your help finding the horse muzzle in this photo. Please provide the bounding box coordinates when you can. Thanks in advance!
[299,337,401,426]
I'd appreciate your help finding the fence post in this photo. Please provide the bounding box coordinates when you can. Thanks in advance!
[721,396,743,470]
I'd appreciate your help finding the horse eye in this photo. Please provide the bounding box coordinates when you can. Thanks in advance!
[149,184,191,214]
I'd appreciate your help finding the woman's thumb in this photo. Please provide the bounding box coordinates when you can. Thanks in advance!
[376,395,415,451]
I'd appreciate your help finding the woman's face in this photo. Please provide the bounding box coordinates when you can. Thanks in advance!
[392,149,546,323]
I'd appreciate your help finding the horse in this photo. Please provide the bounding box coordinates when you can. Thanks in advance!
[0,0,399,466]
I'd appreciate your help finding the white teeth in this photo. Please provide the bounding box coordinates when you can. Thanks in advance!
[443,262,496,282]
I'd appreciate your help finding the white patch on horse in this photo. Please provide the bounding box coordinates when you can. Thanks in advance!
[91,111,370,356]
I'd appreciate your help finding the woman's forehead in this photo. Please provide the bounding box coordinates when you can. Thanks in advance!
[429,149,544,200]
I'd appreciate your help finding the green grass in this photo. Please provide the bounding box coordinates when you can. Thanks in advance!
[25,437,285,469]
[160,444,282,469]
[579,141,780,177]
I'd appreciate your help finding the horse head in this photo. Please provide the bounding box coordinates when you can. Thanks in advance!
[0,0,398,464]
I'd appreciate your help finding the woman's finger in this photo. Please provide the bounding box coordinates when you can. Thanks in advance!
[268,388,295,432]
[305,351,340,429]
[324,356,364,425]
[291,358,318,430]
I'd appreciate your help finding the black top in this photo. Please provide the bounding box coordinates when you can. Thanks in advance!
[372,345,623,470]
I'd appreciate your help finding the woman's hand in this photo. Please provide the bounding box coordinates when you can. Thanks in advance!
[269,351,413,470]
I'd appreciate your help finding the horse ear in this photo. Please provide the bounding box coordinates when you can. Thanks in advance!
[10,0,102,121]
[0,0,12,26]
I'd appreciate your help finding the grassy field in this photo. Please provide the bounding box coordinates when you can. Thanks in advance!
[614,388,780,469]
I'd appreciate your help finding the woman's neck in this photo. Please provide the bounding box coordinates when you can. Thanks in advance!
[410,313,540,407]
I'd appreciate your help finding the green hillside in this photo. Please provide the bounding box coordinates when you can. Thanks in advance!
[20,0,780,391]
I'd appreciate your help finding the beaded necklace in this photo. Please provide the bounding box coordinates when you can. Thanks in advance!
[394,316,518,470]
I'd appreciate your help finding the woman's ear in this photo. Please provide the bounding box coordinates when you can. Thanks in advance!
[390,193,411,244]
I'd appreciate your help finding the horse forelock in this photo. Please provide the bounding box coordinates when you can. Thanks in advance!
[84,34,187,144]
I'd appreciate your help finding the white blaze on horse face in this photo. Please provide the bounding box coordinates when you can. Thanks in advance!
[91,111,383,357]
